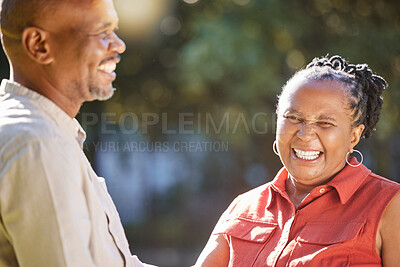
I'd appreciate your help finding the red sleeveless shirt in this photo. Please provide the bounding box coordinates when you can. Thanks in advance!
[214,159,400,266]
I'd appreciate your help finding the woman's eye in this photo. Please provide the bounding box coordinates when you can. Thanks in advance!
[317,121,334,127]
[284,115,302,123]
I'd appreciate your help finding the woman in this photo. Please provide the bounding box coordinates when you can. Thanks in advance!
[195,55,400,266]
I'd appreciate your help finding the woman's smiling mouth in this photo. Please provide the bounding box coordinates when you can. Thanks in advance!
[293,148,323,161]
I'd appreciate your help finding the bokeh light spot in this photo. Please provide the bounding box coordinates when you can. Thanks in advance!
[394,16,400,33]
[332,0,350,12]
[160,16,182,36]
[183,0,200,4]
[286,50,305,70]
[313,0,333,14]
[234,0,251,6]
[115,0,171,39]
[356,0,371,16]
[394,56,400,74]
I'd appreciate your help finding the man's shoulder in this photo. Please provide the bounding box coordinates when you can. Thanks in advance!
[0,97,65,168]
[0,96,60,142]
[0,110,80,180]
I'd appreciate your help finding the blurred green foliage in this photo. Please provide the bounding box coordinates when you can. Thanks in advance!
[78,0,400,265]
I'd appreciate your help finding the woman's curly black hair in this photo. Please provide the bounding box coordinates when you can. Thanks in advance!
[278,55,387,138]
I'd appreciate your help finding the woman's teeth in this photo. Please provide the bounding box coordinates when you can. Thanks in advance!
[98,62,116,73]
[293,149,321,160]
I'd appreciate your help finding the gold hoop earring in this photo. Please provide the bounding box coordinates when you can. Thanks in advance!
[273,140,279,156]
[346,149,363,167]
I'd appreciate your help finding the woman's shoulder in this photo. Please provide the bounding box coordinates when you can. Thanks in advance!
[234,181,274,204]
[220,181,275,221]
[240,181,274,198]
[364,171,400,190]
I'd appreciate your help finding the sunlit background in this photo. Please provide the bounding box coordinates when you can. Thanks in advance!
[1,0,400,266]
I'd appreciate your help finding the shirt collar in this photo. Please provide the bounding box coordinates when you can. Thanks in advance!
[327,157,371,204]
[270,157,371,205]
[1,79,87,148]
[271,167,289,197]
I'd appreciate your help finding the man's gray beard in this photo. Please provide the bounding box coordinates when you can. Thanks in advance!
[89,86,115,101]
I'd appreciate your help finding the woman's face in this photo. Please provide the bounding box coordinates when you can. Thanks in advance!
[276,79,364,186]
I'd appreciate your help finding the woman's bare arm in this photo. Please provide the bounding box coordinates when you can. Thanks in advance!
[194,234,230,267]
[378,192,400,266]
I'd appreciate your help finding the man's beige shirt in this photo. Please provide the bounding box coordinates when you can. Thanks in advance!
[0,80,146,267]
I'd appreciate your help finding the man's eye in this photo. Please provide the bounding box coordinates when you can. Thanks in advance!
[98,31,113,39]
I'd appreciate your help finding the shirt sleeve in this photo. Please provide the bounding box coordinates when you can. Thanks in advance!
[0,138,95,267]
[212,194,243,235]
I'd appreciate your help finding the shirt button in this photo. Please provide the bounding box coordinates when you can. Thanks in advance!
[319,188,326,194]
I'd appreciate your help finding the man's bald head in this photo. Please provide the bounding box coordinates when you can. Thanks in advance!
[1,0,58,40]
[0,0,96,42]
[0,0,63,68]
[0,0,99,63]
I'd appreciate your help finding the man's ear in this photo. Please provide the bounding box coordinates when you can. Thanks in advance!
[21,27,53,64]
[349,124,365,152]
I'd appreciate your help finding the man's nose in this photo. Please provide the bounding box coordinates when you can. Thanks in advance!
[109,32,126,54]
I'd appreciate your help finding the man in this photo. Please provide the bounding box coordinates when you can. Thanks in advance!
[0,0,153,266]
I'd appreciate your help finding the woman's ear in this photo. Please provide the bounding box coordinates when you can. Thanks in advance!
[349,124,365,152]
[21,27,53,65]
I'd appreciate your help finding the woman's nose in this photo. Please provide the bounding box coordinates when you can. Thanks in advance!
[296,122,316,141]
